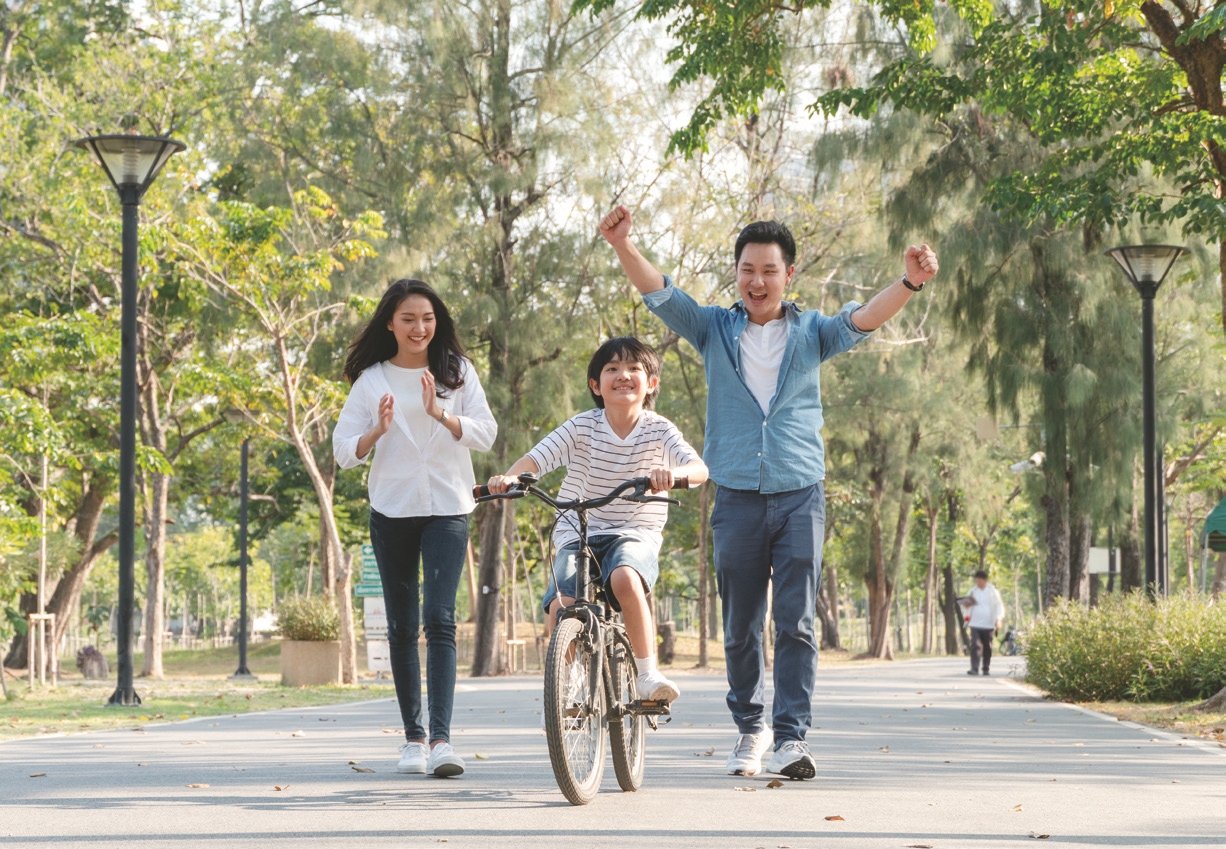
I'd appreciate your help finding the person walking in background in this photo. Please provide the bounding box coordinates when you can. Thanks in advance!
[333,279,497,777]
[960,569,1005,676]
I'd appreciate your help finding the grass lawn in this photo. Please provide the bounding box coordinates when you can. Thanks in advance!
[1,640,394,742]
[1076,700,1226,746]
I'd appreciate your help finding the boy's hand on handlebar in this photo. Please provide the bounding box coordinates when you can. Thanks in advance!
[647,467,674,494]
[487,474,519,495]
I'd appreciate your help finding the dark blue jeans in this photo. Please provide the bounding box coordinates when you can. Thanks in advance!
[711,483,824,744]
[369,511,468,744]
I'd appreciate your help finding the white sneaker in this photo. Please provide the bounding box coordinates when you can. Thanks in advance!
[725,729,773,776]
[637,669,681,702]
[767,738,816,780]
[397,741,428,774]
[427,741,465,777]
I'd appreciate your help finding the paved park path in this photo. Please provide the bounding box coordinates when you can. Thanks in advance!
[2,658,1223,848]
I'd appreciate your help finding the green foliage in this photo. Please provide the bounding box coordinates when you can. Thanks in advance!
[1026,595,1226,702]
[276,595,341,642]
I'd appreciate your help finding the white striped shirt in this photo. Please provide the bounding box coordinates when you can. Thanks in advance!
[527,409,700,552]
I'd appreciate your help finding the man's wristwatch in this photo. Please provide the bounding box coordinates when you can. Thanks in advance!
[901,273,924,292]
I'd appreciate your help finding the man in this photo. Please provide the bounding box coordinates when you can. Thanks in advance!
[599,205,938,780]
[960,569,1005,676]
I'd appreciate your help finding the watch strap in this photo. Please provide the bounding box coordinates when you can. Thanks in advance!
[901,273,924,292]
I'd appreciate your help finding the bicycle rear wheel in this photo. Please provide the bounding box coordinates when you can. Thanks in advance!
[544,617,606,805]
[608,633,646,792]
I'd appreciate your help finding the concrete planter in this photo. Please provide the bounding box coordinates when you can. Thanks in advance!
[280,639,342,687]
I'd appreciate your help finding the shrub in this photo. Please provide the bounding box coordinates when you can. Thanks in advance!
[1026,593,1226,702]
[276,596,341,642]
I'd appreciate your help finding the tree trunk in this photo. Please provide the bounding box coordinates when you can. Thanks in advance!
[1041,474,1070,607]
[824,561,841,650]
[697,481,710,667]
[1068,509,1092,604]
[941,492,965,654]
[472,502,508,676]
[864,487,894,660]
[1120,497,1144,593]
[140,469,170,677]
[921,504,938,654]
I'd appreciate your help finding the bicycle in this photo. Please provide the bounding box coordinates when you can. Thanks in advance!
[473,472,688,805]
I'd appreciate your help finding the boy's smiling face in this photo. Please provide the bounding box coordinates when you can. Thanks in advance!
[737,242,794,325]
[590,354,658,413]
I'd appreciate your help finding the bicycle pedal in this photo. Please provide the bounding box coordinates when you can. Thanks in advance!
[628,698,672,716]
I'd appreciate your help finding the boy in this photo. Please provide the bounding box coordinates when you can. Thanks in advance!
[599,204,938,779]
[487,336,708,701]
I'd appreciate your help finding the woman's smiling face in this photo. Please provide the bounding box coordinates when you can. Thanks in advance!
[736,242,793,324]
[387,293,436,357]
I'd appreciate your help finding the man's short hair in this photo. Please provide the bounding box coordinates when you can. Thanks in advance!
[973,569,989,580]
[587,336,662,411]
[735,221,796,268]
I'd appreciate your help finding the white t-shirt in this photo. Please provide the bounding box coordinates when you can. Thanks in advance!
[382,363,435,448]
[961,583,1006,629]
[526,409,700,552]
[739,317,788,415]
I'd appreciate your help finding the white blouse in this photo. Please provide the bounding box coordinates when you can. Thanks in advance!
[333,358,498,517]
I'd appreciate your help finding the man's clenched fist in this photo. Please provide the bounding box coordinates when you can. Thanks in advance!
[905,243,939,286]
[599,205,633,246]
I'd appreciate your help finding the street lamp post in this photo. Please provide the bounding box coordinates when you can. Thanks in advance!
[73,134,186,706]
[221,409,256,681]
[1104,244,1189,599]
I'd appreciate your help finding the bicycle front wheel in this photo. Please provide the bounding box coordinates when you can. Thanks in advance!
[544,617,606,805]
[608,633,646,792]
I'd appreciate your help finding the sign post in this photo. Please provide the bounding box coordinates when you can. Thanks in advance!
[355,545,391,676]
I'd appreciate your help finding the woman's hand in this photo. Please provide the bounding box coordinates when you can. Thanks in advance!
[647,466,675,494]
[375,393,395,435]
[487,474,518,495]
[421,370,442,420]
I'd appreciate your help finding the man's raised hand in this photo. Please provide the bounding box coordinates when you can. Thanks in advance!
[599,205,633,246]
[905,243,939,286]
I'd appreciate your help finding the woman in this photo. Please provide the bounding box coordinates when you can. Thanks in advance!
[334,279,496,778]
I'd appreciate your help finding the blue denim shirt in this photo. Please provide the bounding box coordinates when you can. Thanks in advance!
[643,276,871,493]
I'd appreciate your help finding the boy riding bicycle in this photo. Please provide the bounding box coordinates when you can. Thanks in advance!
[487,336,708,702]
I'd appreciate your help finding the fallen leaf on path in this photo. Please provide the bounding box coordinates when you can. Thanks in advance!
[766,779,784,788]
[181,740,205,746]
[138,763,149,767]
[274,785,289,791]
[352,767,375,773]
[29,773,46,778]
[694,748,715,757]
[348,760,361,765]
[186,783,210,788]
[733,786,756,792]
[92,744,105,749]
[1012,804,1024,812]
[824,815,844,821]
[879,746,890,753]
[1028,833,1050,839]
[1071,742,1084,747]
[906,844,934,848]
[474,753,488,760]
[291,730,306,737]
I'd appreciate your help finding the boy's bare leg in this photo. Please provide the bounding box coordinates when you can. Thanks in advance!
[609,566,653,658]
[610,566,680,701]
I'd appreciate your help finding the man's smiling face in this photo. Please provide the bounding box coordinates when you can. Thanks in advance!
[736,242,794,325]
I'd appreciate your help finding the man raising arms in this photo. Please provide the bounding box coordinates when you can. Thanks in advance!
[599,206,938,780]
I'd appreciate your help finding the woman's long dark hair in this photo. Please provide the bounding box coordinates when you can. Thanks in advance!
[343,279,467,394]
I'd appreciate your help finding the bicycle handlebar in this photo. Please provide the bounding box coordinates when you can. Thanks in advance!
[473,475,689,504]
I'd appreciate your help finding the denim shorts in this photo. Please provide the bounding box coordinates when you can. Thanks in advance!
[541,534,659,612]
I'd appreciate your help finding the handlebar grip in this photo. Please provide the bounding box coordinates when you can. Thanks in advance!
[671,476,690,490]
[473,485,491,499]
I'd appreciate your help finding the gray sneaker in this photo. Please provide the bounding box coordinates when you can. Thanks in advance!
[725,729,773,776]
[767,739,816,780]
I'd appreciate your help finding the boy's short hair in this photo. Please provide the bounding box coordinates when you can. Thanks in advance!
[587,337,662,411]
[735,220,797,268]
[973,569,989,580]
